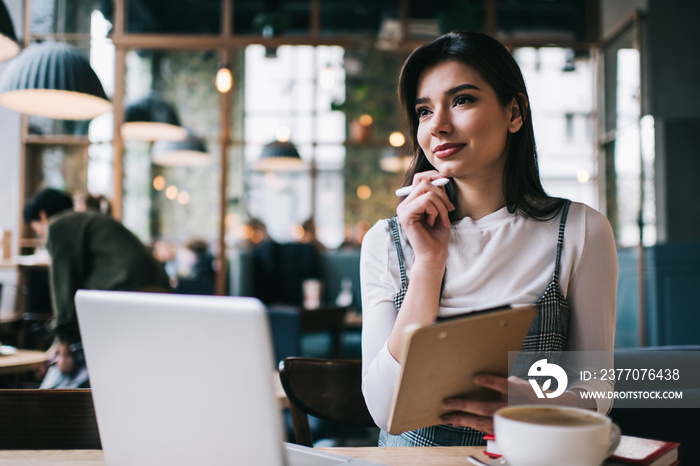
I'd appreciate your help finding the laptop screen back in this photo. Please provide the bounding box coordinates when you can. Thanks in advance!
[76,290,286,466]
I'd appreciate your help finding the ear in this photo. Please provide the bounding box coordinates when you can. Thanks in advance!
[507,94,527,134]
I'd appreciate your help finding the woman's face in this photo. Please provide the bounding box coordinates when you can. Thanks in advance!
[414,60,522,183]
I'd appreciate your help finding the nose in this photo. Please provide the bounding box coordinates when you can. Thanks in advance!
[428,106,453,135]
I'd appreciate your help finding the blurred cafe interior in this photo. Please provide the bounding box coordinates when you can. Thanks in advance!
[0,0,698,457]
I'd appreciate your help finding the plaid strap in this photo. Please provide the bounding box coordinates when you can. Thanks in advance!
[553,199,572,282]
[518,199,573,356]
[389,216,408,311]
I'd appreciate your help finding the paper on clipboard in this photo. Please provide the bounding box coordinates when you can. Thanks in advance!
[386,304,536,435]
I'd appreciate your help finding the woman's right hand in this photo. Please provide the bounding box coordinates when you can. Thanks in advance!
[396,170,455,266]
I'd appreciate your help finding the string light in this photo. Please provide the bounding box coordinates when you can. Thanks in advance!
[358,114,373,127]
[165,185,179,200]
[389,131,405,147]
[153,175,166,191]
[177,191,190,205]
[357,185,372,200]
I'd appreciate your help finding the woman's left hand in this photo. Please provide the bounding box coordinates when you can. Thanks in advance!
[439,374,534,433]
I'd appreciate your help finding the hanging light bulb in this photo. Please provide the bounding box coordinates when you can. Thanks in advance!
[215,66,233,93]
[319,64,334,90]
[276,125,291,142]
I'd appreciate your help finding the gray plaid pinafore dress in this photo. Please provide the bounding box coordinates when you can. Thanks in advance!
[379,200,572,447]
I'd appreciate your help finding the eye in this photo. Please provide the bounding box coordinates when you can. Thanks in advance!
[454,95,474,106]
[415,106,431,117]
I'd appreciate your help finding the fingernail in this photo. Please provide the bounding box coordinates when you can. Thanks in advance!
[443,399,456,409]
[439,416,453,426]
[474,375,486,384]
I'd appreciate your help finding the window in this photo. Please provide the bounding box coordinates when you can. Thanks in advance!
[243,45,346,248]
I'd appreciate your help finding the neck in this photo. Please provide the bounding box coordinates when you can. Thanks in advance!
[452,175,507,221]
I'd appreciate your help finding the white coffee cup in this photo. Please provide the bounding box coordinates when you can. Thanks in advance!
[494,405,621,466]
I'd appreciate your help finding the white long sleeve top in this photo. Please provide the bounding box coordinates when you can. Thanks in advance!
[360,202,618,432]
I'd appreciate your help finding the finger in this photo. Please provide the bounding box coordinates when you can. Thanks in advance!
[440,413,494,434]
[415,193,451,228]
[399,192,451,229]
[404,173,454,209]
[411,180,455,216]
[419,201,439,227]
[411,170,443,187]
[398,196,436,225]
[474,373,509,394]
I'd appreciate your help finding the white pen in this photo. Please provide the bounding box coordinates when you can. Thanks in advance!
[395,177,450,197]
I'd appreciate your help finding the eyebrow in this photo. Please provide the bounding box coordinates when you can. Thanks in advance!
[414,83,481,106]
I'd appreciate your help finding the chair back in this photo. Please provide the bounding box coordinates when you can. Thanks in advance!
[300,306,348,358]
[0,389,101,449]
[278,357,375,446]
[267,305,302,365]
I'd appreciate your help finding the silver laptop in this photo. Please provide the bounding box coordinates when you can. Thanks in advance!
[75,290,377,466]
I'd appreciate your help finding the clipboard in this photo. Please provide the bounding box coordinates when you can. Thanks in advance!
[386,304,536,435]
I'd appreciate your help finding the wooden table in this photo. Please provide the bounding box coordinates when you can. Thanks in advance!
[0,446,491,464]
[273,371,289,408]
[0,348,48,376]
[320,446,491,465]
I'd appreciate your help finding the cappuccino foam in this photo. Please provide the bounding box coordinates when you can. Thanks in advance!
[501,407,605,427]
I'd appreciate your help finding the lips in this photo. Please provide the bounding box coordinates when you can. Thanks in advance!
[433,143,466,159]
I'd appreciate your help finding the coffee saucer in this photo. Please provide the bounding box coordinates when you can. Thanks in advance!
[486,459,507,465]
[0,345,18,355]
[487,458,619,465]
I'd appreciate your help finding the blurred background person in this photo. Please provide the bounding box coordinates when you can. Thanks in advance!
[23,188,172,388]
[174,238,215,295]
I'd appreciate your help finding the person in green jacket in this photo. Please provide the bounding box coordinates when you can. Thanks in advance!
[23,188,171,382]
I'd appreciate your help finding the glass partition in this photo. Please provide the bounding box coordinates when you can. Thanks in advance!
[121,48,224,248]
[597,20,651,246]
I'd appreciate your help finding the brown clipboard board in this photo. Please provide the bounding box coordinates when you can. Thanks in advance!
[386,304,536,435]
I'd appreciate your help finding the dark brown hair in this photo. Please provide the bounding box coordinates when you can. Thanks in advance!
[397,30,564,220]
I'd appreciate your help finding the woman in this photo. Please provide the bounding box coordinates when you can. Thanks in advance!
[360,30,617,447]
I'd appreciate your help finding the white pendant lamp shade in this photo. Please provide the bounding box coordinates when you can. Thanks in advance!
[0,41,111,119]
[152,130,209,166]
[0,0,19,61]
[122,92,187,141]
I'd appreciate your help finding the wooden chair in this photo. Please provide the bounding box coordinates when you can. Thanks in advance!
[0,389,101,449]
[278,357,376,447]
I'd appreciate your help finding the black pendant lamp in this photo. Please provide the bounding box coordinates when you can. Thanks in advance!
[122,92,187,141]
[0,41,111,119]
[0,0,19,61]
[152,129,209,166]
[256,140,305,171]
